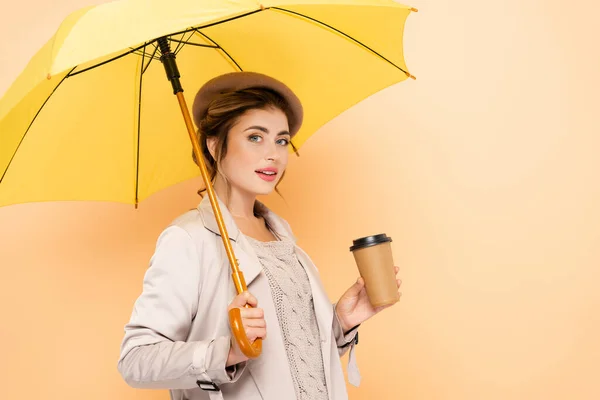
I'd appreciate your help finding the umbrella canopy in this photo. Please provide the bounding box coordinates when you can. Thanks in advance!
[0,0,416,208]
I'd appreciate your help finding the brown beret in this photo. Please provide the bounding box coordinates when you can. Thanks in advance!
[191,71,304,137]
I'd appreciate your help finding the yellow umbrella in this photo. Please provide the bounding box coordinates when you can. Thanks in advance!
[0,0,417,357]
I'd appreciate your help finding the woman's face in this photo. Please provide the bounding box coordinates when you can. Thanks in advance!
[211,107,291,197]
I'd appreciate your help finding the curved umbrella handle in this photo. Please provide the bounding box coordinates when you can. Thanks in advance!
[156,36,263,358]
[228,271,263,358]
[228,306,263,359]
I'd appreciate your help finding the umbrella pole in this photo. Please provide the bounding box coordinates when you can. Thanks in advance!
[157,37,262,359]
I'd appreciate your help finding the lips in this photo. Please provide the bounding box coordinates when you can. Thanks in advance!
[256,168,278,182]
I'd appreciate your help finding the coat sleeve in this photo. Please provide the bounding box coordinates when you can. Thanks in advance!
[332,302,362,386]
[332,302,359,356]
[117,225,247,390]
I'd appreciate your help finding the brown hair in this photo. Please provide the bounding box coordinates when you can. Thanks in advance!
[193,87,299,208]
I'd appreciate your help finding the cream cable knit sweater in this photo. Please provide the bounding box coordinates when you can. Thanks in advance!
[246,234,329,400]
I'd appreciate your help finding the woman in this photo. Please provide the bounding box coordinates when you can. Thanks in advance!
[117,72,402,400]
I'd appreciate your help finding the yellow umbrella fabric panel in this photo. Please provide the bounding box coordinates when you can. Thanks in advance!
[0,0,415,207]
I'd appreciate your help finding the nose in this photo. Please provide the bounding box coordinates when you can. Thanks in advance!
[264,141,279,162]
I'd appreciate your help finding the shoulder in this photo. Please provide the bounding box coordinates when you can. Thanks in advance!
[169,208,203,231]
[156,208,213,246]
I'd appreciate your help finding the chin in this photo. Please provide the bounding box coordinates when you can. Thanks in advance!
[255,187,275,196]
[241,183,273,197]
[250,178,278,196]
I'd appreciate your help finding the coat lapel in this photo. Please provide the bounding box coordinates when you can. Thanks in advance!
[197,194,263,285]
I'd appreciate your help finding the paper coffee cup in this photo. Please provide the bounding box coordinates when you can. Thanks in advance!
[350,234,399,308]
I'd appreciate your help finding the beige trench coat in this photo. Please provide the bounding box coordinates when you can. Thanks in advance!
[117,194,361,400]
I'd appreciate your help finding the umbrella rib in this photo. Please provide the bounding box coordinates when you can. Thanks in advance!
[194,30,243,72]
[0,66,76,184]
[69,41,150,77]
[131,49,161,61]
[172,31,205,54]
[63,10,263,77]
[270,6,409,76]
[141,44,158,75]
[172,32,188,54]
[192,9,262,31]
[169,39,218,49]
[134,46,145,208]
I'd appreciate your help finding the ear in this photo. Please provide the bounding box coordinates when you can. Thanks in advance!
[206,136,218,160]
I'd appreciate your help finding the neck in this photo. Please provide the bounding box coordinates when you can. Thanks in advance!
[213,177,257,220]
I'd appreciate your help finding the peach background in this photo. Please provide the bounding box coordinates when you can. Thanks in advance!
[1,0,599,399]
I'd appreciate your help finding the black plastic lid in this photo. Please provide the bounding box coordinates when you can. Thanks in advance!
[349,233,392,251]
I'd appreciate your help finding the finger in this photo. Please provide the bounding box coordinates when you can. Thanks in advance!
[343,277,364,297]
[229,291,251,308]
[246,327,267,341]
[395,266,399,274]
[245,293,258,308]
[240,307,264,319]
[352,276,365,289]
[230,291,259,309]
[244,318,266,328]
[397,279,402,288]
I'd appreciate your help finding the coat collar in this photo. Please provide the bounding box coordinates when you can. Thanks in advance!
[196,193,297,287]
[196,193,297,244]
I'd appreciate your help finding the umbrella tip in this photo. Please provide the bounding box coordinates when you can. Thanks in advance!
[405,71,417,80]
[47,73,51,80]
[259,3,265,10]
[410,7,419,12]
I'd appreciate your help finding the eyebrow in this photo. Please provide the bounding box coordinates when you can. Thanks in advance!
[244,125,290,136]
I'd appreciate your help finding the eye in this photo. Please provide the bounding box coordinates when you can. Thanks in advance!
[248,134,262,143]
[277,138,290,146]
